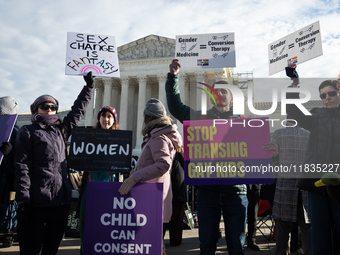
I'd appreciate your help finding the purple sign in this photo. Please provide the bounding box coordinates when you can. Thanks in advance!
[183,118,274,185]
[84,182,163,255]
[0,114,17,164]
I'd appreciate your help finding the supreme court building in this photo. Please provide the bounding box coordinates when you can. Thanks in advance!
[83,34,244,154]
[17,34,324,155]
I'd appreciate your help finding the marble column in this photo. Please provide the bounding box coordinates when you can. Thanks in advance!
[157,74,167,110]
[84,93,95,126]
[94,82,104,123]
[195,72,206,110]
[146,84,152,102]
[84,78,96,126]
[134,75,147,153]
[103,78,112,106]
[111,83,120,117]
[119,77,129,130]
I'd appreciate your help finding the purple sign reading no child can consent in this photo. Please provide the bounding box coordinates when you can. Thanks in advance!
[183,118,274,185]
[84,182,163,255]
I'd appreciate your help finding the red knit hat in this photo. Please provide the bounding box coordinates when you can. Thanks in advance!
[97,106,117,122]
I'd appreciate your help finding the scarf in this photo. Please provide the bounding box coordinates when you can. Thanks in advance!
[141,117,172,136]
[31,113,59,125]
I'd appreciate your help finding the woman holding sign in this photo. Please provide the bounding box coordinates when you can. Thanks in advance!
[14,72,94,255]
[119,98,182,255]
[78,105,121,254]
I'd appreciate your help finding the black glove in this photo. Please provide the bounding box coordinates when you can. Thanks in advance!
[285,67,299,85]
[285,67,299,78]
[0,142,12,157]
[84,71,94,88]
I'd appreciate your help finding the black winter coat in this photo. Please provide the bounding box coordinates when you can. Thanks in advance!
[14,86,93,207]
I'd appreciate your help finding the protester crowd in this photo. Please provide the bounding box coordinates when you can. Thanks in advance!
[0,60,340,255]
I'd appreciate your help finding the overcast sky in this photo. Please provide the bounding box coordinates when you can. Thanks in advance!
[1,0,339,113]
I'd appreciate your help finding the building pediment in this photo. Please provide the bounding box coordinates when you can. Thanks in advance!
[118,34,175,61]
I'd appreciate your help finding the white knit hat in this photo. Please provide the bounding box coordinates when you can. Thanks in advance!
[0,96,19,116]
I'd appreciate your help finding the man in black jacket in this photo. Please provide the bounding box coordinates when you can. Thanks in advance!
[165,59,277,255]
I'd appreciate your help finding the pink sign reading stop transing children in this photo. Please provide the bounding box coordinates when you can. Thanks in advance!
[183,118,274,185]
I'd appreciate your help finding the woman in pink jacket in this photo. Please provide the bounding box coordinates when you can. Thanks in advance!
[119,98,182,220]
[119,98,182,254]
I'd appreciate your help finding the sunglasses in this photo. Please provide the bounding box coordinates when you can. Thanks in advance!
[39,104,58,111]
[319,91,338,99]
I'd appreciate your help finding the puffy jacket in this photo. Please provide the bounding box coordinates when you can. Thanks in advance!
[14,86,93,207]
[132,124,182,222]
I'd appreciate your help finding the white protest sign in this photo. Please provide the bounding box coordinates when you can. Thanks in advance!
[268,21,323,75]
[175,33,236,69]
[65,32,120,77]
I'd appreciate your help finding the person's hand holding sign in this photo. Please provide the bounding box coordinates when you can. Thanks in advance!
[118,175,137,195]
[0,142,12,157]
[84,71,94,88]
[169,59,181,75]
[263,142,278,157]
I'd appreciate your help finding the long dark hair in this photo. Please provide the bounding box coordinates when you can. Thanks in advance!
[93,110,120,130]
[143,115,168,128]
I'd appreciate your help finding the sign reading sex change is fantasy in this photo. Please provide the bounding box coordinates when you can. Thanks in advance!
[183,118,274,185]
[83,182,163,255]
[68,128,132,172]
[268,21,323,75]
[65,32,120,77]
[0,114,17,164]
[175,33,236,69]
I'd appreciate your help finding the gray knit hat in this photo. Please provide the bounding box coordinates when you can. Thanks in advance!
[143,98,167,118]
[30,95,59,114]
[0,96,19,116]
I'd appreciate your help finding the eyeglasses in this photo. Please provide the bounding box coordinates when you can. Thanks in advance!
[39,104,58,111]
[320,91,338,99]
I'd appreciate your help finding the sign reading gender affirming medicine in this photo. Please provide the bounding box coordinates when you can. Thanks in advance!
[183,118,274,185]
[83,182,163,255]
[68,128,132,172]
[268,21,322,75]
[175,33,236,69]
[65,32,120,77]
[0,114,17,164]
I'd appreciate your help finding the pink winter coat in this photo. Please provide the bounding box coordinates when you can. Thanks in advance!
[132,124,182,222]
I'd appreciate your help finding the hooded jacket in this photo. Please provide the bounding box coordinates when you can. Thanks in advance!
[132,124,182,222]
